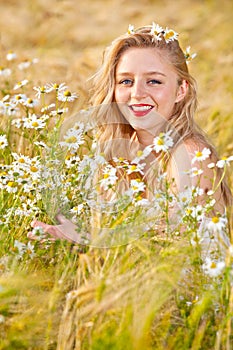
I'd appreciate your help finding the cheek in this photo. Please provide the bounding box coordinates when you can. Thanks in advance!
[114,87,128,103]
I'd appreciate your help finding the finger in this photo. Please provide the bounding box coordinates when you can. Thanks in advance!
[27,231,56,243]
[55,213,69,225]
[31,220,49,230]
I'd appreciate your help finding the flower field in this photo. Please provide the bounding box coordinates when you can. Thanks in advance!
[0,0,233,349]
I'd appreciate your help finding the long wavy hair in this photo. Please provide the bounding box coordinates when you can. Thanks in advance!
[90,25,232,207]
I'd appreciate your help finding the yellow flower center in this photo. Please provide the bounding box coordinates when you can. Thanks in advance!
[32,122,39,127]
[164,30,174,40]
[7,181,17,187]
[196,151,203,157]
[65,136,77,143]
[211,216,219,224]
[157,138,164,145]
[103,174,109,179]
[19,158,25,163]
[210,262,217,269]
[136,150,143,157]
[64,90,71,97]
[186,209,193,215]
[30,166,38,172]
[130,165,137,171]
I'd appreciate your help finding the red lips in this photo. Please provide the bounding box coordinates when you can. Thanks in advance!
[129,104,154,117]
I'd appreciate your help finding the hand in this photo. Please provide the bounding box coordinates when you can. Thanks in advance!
[28,213,90,245]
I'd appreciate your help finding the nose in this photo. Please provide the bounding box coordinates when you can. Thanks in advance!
[131,80,147,100]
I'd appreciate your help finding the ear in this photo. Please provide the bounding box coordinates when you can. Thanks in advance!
[175,79,188,103]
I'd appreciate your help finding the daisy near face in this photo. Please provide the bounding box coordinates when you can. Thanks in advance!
[114,47,188,137]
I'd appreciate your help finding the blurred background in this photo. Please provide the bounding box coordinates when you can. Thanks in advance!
[0,0,232,154]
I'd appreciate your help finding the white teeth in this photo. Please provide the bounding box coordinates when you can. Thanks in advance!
[131,105,152,111]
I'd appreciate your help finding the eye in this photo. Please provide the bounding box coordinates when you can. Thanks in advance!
[118,79,133,85]
[148,79,162,85]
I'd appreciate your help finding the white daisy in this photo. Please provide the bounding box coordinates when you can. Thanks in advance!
[133,196,150,207]
[0,67,11,77]
[59,126,85,153]
[150,22,163,40]
[70,204,84,215]
[152,131,174,153]
[216,156,233,168]
[163,27,178,43]
[50,107,69,116]
[12,94,27,105]
[23,114,46,129]
[6,51,17,61]
[130,179,146,193]
[13,240,26,257]
[57,90,78,102]
[207,162,215,169]
[44,82,67,93]
[185,204,204,222]
[127,24,135,35]
[22,97,39,108]
[33,85,50,99]
[186,167,204,177]
[202,257,225,278]
[0,135,8,149]
[126,163,145,175]
[132,147,153,163]
[65,154,80,168]
[184,46,197,64]
[6,181,18,193]
[207,216,228,234]
[191,148,211,164]
[31,226,47,240]
[13,79,29,90]
[18,60,31,70]
[100,164,118,190]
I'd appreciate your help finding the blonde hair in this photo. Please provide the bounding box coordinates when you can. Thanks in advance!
[90,25,232,206]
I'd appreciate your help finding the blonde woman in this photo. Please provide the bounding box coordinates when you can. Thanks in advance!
[29,24,232,248]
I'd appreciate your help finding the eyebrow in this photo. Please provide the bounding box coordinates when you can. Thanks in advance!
[115,71,167,77]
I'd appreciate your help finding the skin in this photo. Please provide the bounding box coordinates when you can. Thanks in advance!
[29,47,225,243]
[114,47,188,146]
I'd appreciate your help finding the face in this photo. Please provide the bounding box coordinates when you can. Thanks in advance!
[114,47,187,138]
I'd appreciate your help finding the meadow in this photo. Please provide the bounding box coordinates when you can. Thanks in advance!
[0,0,233,349]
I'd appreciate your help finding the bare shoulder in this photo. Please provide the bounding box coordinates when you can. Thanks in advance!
[173,137,217,163]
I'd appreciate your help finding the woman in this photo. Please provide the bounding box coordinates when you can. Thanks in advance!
[29,23,232,247]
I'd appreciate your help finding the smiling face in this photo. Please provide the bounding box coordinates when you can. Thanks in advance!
[114,47,187,144]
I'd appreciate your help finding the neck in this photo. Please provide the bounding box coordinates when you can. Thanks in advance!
[136,123,166,147]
